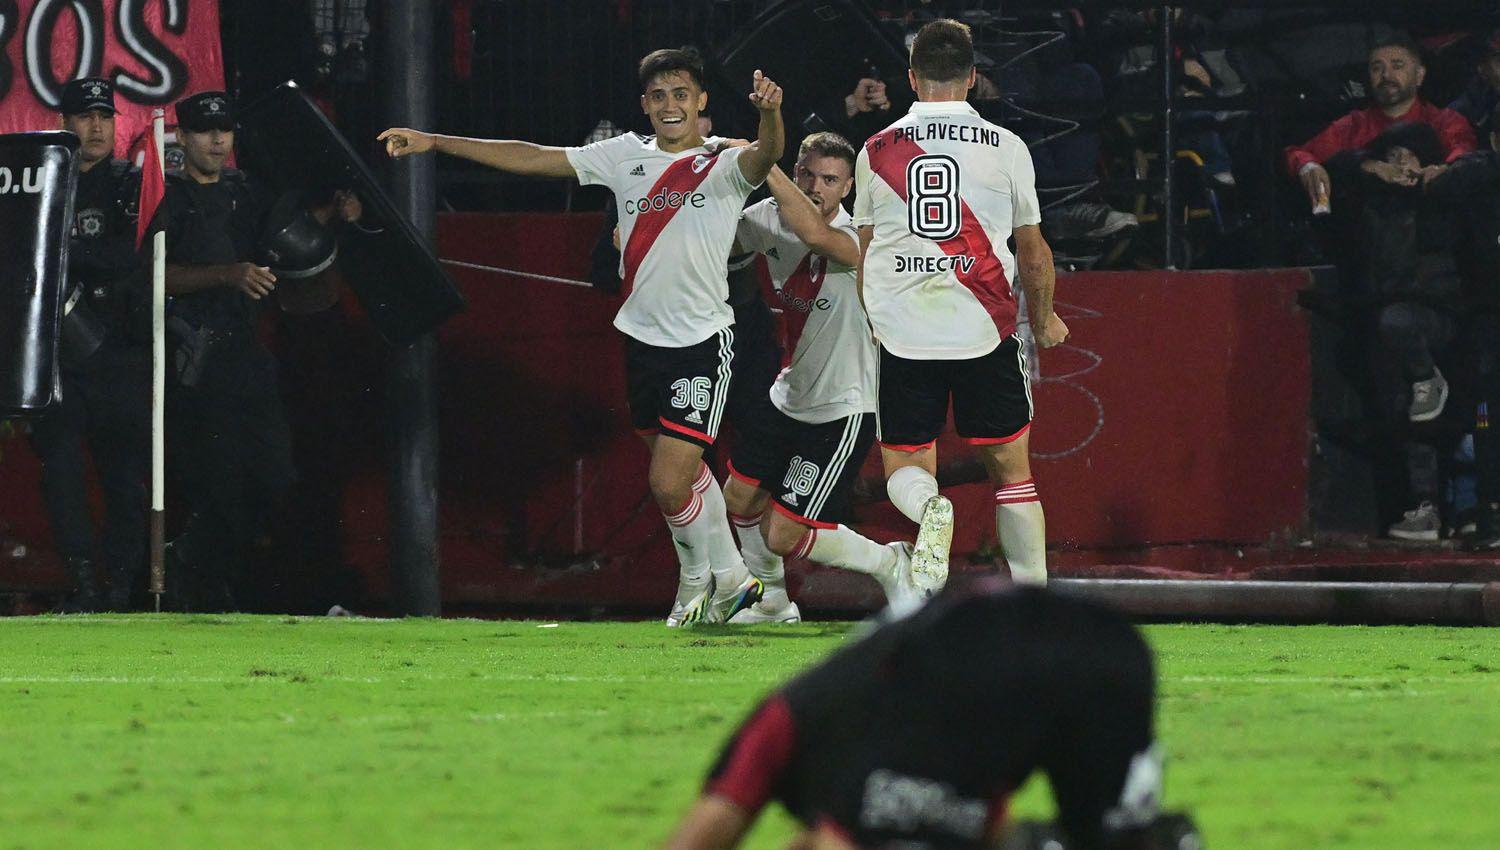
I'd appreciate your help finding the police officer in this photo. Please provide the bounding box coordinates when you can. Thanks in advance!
[154,91,363,611]
[31,78,150,612]
[155,91,295,611]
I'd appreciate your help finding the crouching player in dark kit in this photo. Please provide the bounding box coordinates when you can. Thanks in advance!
[664,584,1192,850]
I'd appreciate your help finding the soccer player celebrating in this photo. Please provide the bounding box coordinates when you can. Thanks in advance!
[853,20,1066,592]
[718,132,922,622]
[662,582,1164,850]
[380,50,785,625]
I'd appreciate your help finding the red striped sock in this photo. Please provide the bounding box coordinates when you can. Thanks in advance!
[789,528,818,561]
[994,478,1039,505]
[728,510,763,531]
[664,492,704,527]
[692,463,713,494]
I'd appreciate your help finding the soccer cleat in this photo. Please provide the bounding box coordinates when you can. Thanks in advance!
[708,572,765,624]
[877,541,926,617]
[728,598,802,624]
[1386,501,1440,542]
[1409,369,1448,422]
[666,576,715,628]
[910,494,953,593]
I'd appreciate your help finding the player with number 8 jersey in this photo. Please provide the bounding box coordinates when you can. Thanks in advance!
[854,19,1068,593]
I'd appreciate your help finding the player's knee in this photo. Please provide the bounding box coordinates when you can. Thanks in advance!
[764,520,809,557]
[981,442,1031,484]
[648,471,693,514]
[721,476,759,516]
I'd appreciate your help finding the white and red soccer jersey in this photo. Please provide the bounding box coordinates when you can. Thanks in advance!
[853,101,1041,360]
[737,199,877,425]
[566,133,760,348]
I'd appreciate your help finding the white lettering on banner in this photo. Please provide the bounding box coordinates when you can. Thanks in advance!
[0,166,45,195]
[24,0,103,106]
[1,0,191,107]
[113,0,189,100]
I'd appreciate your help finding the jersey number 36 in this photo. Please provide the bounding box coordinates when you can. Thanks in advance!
[906,154,961,241]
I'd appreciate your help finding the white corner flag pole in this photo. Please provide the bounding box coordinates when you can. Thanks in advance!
[149,108,167,613]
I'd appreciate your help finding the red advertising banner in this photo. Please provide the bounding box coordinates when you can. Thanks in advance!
[0,0,223,162]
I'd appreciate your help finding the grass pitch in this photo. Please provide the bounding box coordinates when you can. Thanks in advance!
[0,616,1496,850]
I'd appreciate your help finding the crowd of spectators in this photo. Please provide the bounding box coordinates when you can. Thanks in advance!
[1285,31,1500,545]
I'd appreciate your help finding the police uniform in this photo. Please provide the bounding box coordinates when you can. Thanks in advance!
[705,585,1161,850]
[30,78,149,611]
[156,91,296,610]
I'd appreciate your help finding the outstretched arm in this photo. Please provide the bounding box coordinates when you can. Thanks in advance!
[662,796,753,850]
[378,128,577,179]
[736,70,785,186]
[764,167,859,267]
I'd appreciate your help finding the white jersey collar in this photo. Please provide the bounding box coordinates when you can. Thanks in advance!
[906,100,980,118]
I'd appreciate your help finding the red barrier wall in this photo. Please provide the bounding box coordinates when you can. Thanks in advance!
[0,212,1311,612]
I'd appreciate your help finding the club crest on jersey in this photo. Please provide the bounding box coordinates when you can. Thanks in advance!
[691,155,712,173]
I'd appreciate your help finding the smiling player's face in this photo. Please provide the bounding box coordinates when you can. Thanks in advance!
[641,72,707,145]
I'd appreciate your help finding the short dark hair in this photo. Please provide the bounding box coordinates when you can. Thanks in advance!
[1369,121,1444,166]
[798,132,857,172]
[910,19,973,84]
[1370,33,1424,66]
[638,47,705,92]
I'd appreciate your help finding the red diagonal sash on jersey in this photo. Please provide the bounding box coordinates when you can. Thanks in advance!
[778,250,826,357]
[752,255,794,367]
[620,151,723,293]
[865,129,1018,338]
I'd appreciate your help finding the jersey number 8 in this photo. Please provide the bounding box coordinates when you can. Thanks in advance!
[905,154,961,241]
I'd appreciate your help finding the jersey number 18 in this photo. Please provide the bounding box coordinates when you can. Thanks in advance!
[905,154,961,241]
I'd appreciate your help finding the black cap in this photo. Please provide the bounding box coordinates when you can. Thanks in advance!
[176,91,235,132]
[60,78,116,116]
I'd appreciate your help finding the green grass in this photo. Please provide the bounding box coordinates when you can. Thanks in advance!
[0,617,1496,850]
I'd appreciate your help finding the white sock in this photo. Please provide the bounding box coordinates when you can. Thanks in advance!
[692,464,747,589]
[729,509,785,591]
[799,525,897,577]
[663,491,710,585]
[887,465,940,525]
[995,479,1047,585]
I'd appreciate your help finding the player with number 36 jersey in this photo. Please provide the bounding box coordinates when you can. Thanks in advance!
[854,19,1069,595]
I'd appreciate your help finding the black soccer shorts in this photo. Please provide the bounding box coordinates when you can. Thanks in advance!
[876,334,1033,452]
[728,408,875,529]
[625,326,736,450]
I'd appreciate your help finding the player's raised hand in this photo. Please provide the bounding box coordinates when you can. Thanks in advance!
[378,128,436,158]
[749,70,783,112]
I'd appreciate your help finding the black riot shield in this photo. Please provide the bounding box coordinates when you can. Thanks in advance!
[236,83,464,346]
[0,132,78,414]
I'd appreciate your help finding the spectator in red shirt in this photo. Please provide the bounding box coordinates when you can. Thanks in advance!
[1286,35,1477,213]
